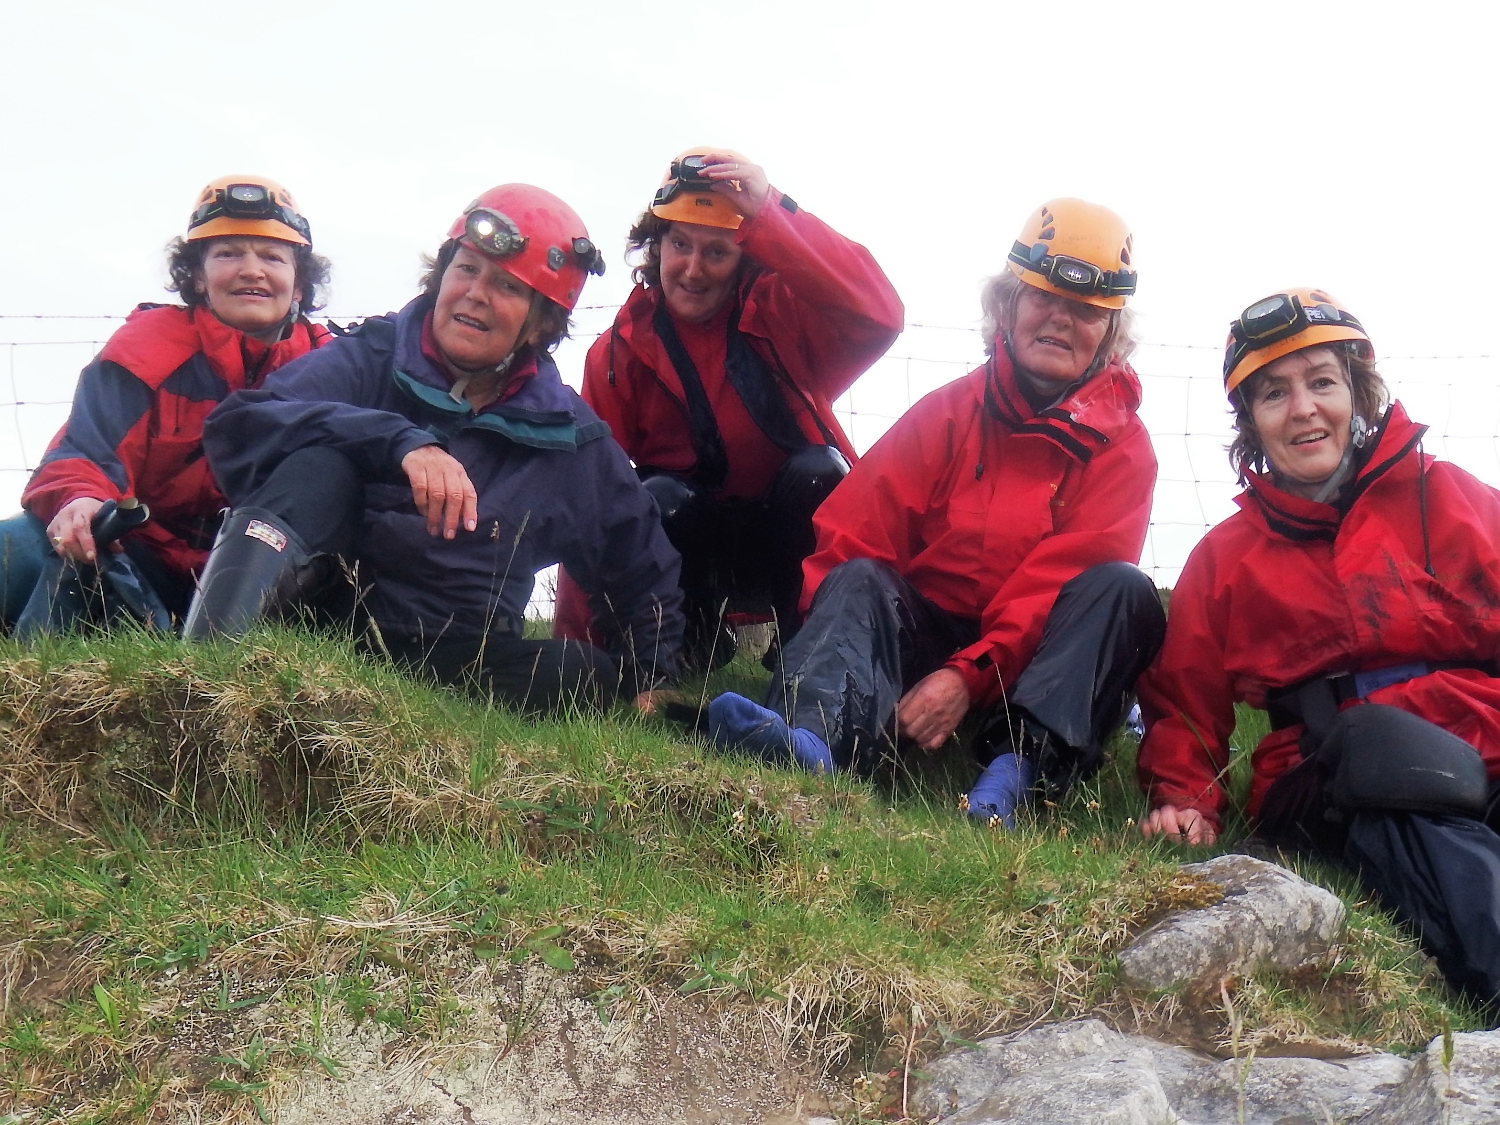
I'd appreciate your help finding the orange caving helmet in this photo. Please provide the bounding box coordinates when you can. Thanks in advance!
[649,147,750,231]
[186,175,312,246]
[446,184,605,312]
[1006,198,1136,310]
[1223,287,1372,397]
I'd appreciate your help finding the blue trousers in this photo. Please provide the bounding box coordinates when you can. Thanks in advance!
[0,512,50,629]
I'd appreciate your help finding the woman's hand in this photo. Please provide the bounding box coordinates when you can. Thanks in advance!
[401,445,478,539]
[1141,803,1219,846]
[896,667,972,751]
[47,497,113,564]
[700,153,770,219]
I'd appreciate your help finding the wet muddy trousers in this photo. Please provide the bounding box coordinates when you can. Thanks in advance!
[184,446,622,714]
[764,558,1166,783]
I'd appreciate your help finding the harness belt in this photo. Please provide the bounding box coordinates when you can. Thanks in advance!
[1267,660,1495,741]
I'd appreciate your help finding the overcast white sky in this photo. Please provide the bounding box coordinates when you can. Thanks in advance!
[3,1,1497,582]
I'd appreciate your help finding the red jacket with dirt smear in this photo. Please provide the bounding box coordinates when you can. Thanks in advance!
[803,346,1156,708]
[580,187,903,501]
[1136,402,1500,832]
[22,304,328,578]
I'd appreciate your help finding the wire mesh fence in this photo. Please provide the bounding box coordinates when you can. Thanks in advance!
[5,310,1498,607]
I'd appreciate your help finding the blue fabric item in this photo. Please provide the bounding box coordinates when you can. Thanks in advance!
[202,295,683,681]
[967,753,1035,828]
[0,512,50,627]
[707,692,837,774]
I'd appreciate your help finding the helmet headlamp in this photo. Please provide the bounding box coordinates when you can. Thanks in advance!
[463,208,529,258]
[1008,240,1136,300]
[1224,292,1365,382]
[188,182,311,242]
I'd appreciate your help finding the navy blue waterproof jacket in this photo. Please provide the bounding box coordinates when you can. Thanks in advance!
[202,294,684,685]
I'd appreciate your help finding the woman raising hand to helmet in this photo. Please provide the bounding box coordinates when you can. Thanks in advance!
[553,148,903,672]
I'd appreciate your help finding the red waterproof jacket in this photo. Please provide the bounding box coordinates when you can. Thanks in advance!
[23,304,328,578]
[580,188,903,501]
[803,346,1156,709]
[1136,402,1500,832]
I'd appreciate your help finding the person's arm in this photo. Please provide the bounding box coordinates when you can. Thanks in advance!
[558,439,686,693]
[797,392,937,613]
[1135,538,1239,836]
[204,330,441,504]
[706,159,902,402]
[22,357,156,563]
[946,424,1158,706]
[578,322,646,455]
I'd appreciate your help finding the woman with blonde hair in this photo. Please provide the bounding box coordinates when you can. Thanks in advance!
[709,199,1164,826]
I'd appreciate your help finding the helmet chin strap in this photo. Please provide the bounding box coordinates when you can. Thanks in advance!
[1309,414,1370,504]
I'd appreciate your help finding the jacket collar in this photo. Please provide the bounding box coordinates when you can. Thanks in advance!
[1238,400,1428,541]
[977,340,1144,464]
[97,303,322,390]
[390,295,602,451]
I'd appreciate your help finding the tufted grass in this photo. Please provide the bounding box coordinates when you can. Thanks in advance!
[0,627,1485,1123]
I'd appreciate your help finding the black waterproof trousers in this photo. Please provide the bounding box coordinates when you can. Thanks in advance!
[645,444,848,669]
[765,558,1166,779]
[240,446,623,714]
[1257,706,1500,1008]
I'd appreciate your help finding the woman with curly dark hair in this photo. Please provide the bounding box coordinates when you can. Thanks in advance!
[2,174,331,632]
[552,148,904,671]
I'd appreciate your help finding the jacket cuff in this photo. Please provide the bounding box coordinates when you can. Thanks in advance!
[944,657,991,706]
[392,431,443,466]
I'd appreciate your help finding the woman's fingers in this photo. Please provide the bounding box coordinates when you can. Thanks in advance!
[402,446,479,538]
[895,667,971,751]
[48,497,106,564]
[699,154,770,217]
[1142,804,1218,846]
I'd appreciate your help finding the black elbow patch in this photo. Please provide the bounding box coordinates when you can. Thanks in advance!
[779,195,799,214]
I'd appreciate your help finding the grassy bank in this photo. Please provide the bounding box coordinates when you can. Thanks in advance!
[0,629,1483,1122]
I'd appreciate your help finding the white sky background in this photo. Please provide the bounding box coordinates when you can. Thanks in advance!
[2,1,1498,585]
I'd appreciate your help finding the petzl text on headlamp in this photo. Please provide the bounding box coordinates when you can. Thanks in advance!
[1007,240,1136,300]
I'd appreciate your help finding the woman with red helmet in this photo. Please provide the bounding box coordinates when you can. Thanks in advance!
[194,184,683,713]
[707,199,1164,826]
[1137,288,1500,1007]
[1,175,331,633]
[552,148,904,672]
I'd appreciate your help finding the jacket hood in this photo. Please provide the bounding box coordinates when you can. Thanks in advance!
[1237,400,1429,542]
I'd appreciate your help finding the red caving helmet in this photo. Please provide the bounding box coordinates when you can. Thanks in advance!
[445,184,605,311]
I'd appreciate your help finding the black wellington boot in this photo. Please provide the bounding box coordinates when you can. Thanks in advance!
[182,507,324,640]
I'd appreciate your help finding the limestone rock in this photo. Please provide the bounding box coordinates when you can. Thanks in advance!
[1357,1029,1500,1124]
[916,1019,1412,1125]
[1118,853,1345,992]
[943,1045,1171,1125]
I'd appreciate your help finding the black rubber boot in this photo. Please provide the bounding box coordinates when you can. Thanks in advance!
[182,507,321,640]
